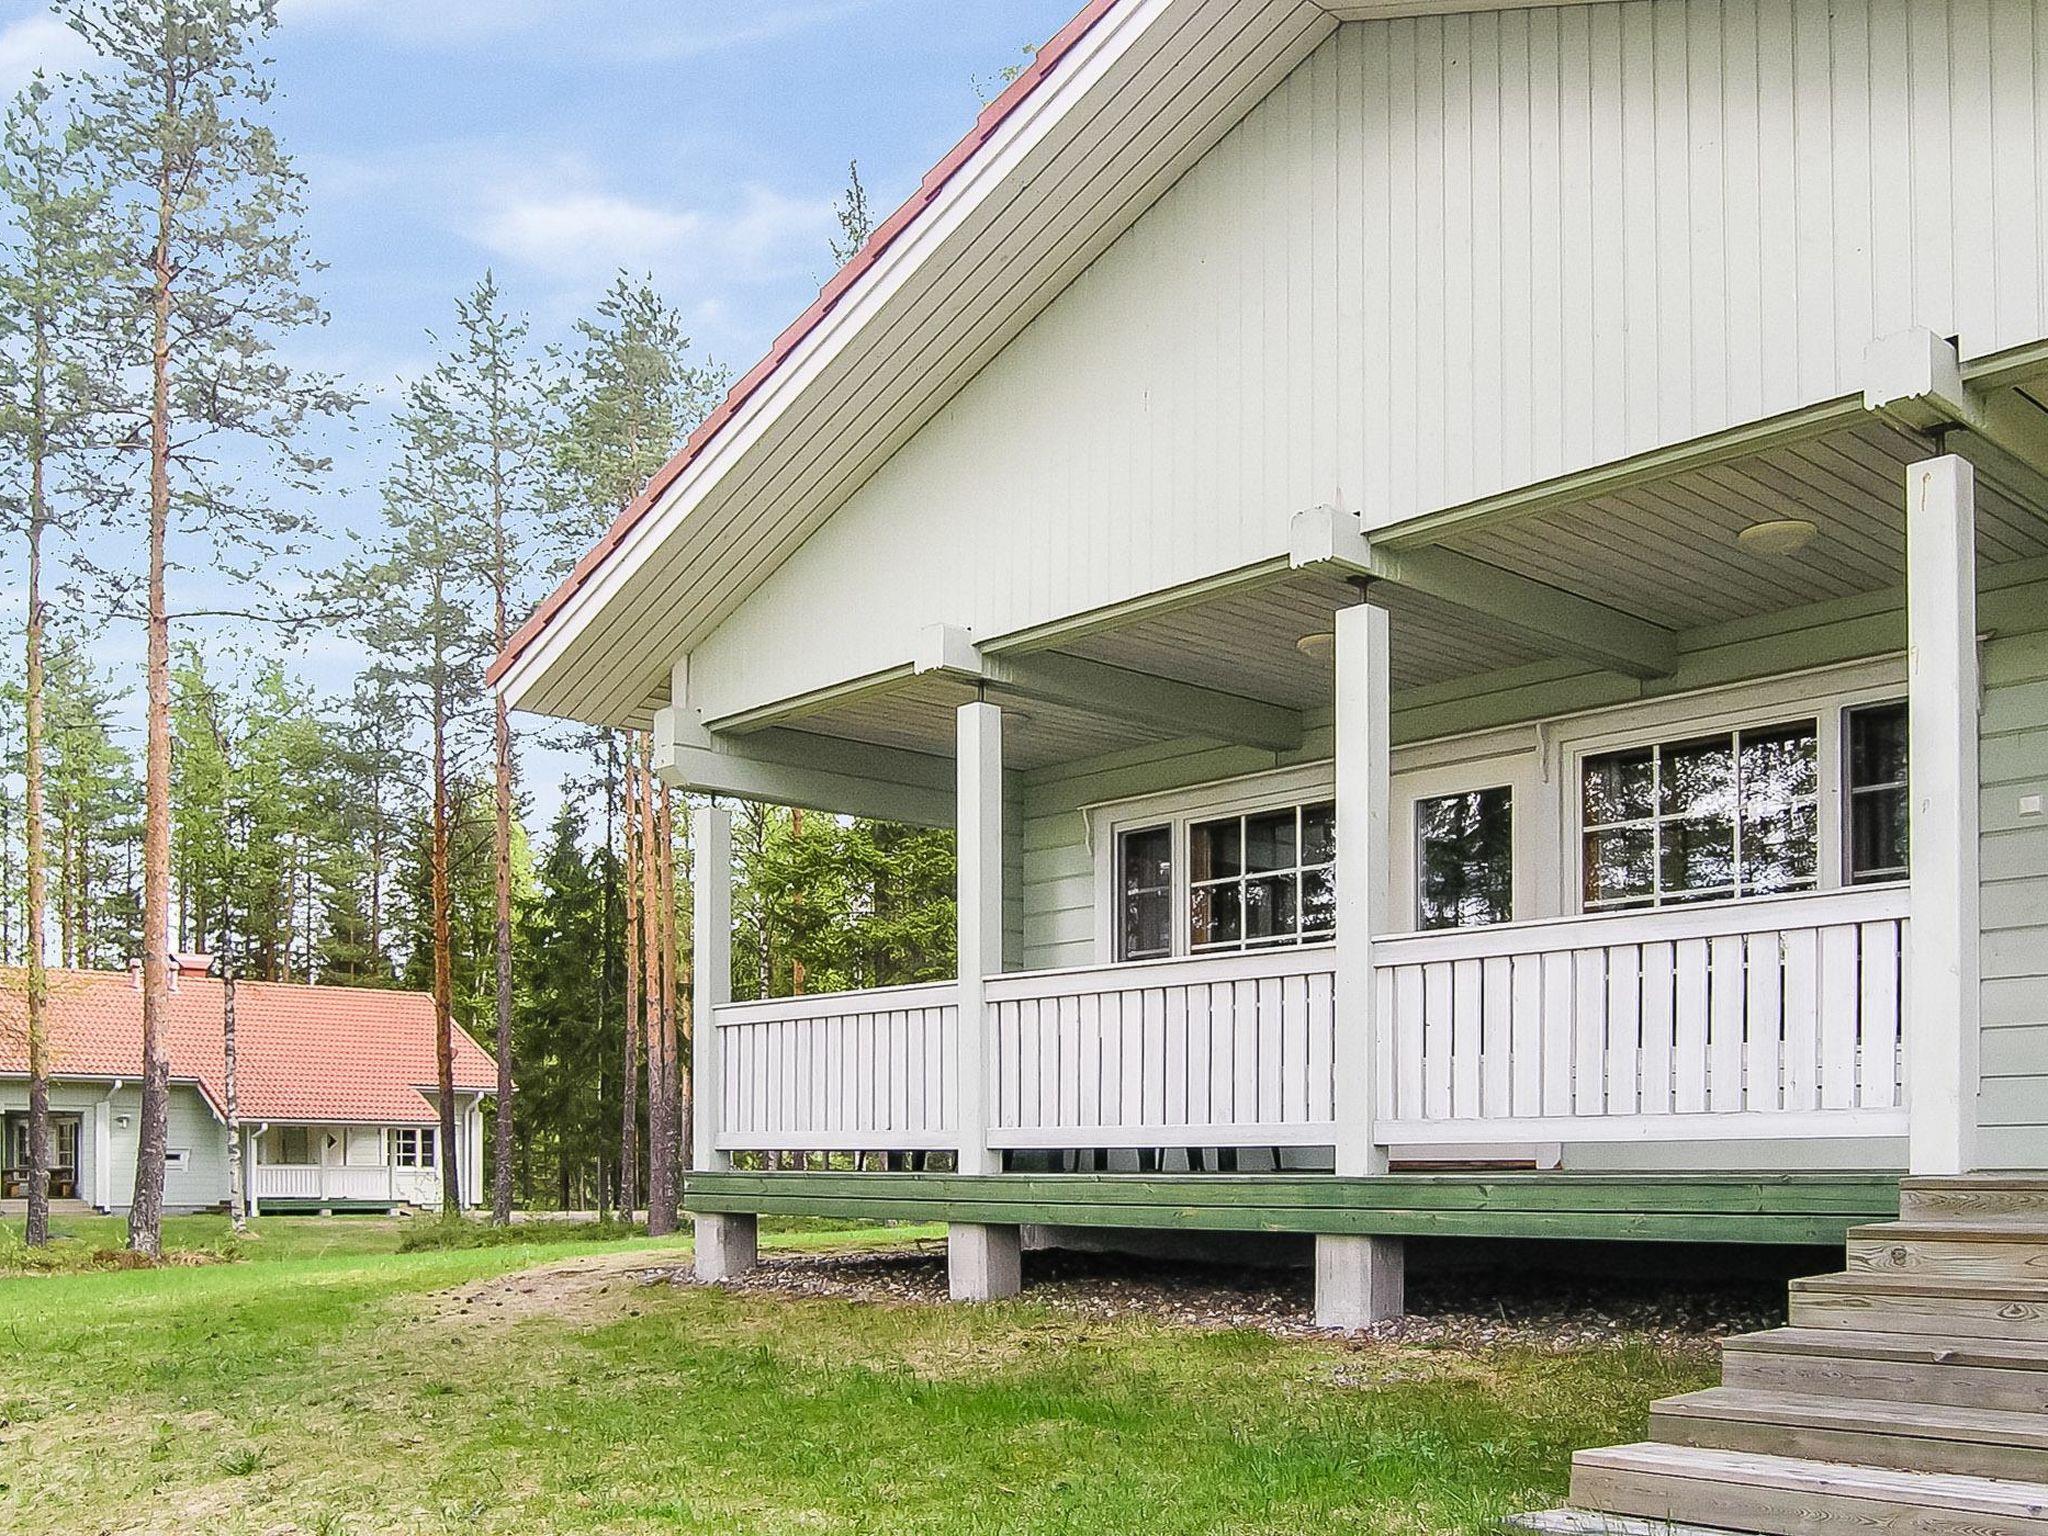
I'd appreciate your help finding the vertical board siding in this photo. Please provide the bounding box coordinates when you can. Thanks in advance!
[688,0,2048,726]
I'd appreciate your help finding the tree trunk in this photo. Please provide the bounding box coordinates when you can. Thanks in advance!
[23,306,52,1248]
[129,104,178,1259]
[223,960,244,1234]
[619,732,642,1219]
[643,736,676,1235]
[490,688,514,1223]
[431,659,459,1218]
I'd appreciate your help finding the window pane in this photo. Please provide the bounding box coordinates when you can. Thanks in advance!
[1243,809,1297,873]
[1660,736,1736,818]
[1584,827,1655,907]
[1743,803,1818,894]
[1244,874,1297,942]
[1301,801,1335,865]
[1851,788,1910,883]
[1418,787,1514,930]
[1189,818,1241,881]
[1661,814,1736,896]
[1741,722,1818,811]
[1583,748,1654,825]
[1850,701,1910,788]
[1190,883,1241,948]
[1118,825,1172,960]
[1301,867,1336,935]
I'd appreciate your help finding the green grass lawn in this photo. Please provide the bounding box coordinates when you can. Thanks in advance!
[0,1215,1710,1535]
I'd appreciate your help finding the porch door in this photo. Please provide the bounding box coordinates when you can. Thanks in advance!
[7,1115,81,1198]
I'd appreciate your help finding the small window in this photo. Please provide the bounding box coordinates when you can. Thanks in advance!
[1847,700,1910,884]
[1417,787,1514,930]
[164,1148,189,1171]
[1581,720,1818,910]
[1189,801,1335,952]
[391,1128,436,1169]
[1117,825,1172,961]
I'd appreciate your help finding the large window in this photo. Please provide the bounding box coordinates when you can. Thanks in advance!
[391,1128,436,1169]
[1113,797,1335,960]
[1581,720,1818,910]
[1189,802,1335,952]
[264,1126,314,1166]
[1847,701,1910,884]
[1417,787,1514,929]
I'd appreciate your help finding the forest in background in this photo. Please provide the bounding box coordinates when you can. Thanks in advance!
[0,2,970,1225]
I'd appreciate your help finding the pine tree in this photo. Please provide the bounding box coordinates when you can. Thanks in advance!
[348,372,489,1218]
[0,75,114,1246]
[65,0,349,1256]
[427,273,549,1224]
[830,160,872,264]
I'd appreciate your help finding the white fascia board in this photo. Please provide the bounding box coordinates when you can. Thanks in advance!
[498,0,1185,718]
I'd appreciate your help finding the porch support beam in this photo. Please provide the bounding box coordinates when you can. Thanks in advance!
[1289,506,1678,679]
[954,700,1003,1181]
[916,625,1304,753]
[654,705,954,827]
[690,803,759,1278]
[1868,329,2048,505]
[1904,454,1982,1177]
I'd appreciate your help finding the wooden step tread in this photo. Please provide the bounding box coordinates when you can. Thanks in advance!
[1904,1176,2048,1192]
[1792,1269,2048,1302]
[1506,1511,1749,1535]
[1726,1325,2048,1368]
[1573,1443,2048,1519]
[1852,1219,2048,1241]
[1654,1386,2048,1449]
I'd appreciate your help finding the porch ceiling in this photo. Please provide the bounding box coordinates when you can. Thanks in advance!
[1436,417,2048,631]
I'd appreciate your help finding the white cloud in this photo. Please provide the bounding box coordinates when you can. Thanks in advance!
[478,188,705,280]
[0,12,93,97]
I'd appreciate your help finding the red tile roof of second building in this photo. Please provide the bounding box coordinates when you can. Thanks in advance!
[0,969,497,1123]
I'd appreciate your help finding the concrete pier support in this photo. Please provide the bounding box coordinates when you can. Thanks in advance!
[695,1212,759,1282]
[947,1222,1022,1301]
[1314,1233,1405,1329]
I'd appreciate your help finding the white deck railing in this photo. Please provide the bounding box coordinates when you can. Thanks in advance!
[251,1164,401,1202]
[986,947,1337,1148]
[706,887,1909,1157]
[713,980,959,1152]
[1372,887,1910,1144]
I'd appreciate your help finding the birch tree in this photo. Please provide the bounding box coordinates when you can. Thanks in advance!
[0,77,113,1247]
[65,0,348,1256]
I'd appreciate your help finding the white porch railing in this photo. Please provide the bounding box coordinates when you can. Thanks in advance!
[713,980,959,1152]
[986,947,1336,1148]
[251,1163,401,1202]
[705,887,1909,1158]
[1372,887,1910,1144]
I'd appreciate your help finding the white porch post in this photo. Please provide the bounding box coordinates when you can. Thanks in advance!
[242,1125,259,1219]
[1318,598,1404,1328]
[1906,454,1982,1177]
[691,804,756,1277]
[949,698,1020,1301]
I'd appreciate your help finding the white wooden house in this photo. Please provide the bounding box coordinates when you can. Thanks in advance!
[0,959,495,1214]
[493,0,2048,1337]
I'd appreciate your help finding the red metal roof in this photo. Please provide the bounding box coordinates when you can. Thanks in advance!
[0,969,497,1124]
[486,0,1125,692]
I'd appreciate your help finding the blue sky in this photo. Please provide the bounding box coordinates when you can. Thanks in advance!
[0,0,1081,806]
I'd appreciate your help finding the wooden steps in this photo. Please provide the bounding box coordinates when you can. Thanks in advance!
[1651,1385,2048,1480]
[1569,1444,2048,1534]
[1511,1176,2048,1536]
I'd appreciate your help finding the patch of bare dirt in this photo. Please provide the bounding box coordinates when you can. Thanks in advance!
[408,1247,692,1329]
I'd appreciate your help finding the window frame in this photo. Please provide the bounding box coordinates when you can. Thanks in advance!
[1413,783,1518,931]
[390,1127,437,1169]
[1556,670,1910,916]
[1184,800,1337,953]
[1844,698,1911,887]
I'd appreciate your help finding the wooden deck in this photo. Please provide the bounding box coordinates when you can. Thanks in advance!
[682,1171,1902,1246]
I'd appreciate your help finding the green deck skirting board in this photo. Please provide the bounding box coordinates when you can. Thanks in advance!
[681,1171,1901,1245]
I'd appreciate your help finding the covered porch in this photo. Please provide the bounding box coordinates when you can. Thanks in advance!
[674,331,2047,1320]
